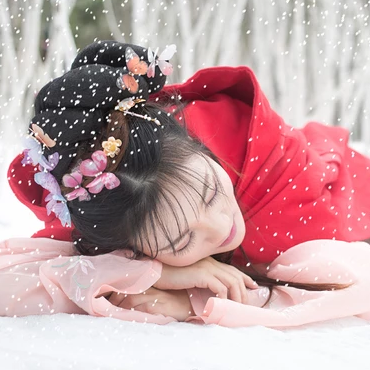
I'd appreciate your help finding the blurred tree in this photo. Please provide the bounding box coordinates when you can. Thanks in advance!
[69,0,112,49]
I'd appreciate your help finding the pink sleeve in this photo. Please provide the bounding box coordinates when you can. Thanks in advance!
[187,240,370,327]
[0,238,175,324]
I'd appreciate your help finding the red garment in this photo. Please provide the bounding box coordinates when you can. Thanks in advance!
[8,66,370,263]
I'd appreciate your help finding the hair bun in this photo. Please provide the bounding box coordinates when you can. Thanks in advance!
[29,40,169,182]
[71,40,167,96]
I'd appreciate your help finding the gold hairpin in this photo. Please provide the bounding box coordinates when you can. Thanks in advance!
[115,98,161,126]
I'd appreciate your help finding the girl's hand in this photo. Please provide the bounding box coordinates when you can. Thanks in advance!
[108,287,194,321]
[153,256,257,304]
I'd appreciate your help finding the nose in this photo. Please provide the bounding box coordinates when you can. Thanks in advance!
[197,207,232,244]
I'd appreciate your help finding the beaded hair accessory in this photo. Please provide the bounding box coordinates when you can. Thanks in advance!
[115,97,161,126]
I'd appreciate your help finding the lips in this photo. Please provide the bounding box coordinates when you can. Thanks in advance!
[219,219,237,247]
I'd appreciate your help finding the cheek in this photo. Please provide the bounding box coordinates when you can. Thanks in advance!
[221,174,238,206]
[217,166,235,194]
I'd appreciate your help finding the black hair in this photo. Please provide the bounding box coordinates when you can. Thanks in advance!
[67,102,224,257]
[30,40,225,258]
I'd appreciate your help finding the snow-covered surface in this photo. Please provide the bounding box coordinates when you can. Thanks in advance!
[1,147,370,370]
[0,315,369,370]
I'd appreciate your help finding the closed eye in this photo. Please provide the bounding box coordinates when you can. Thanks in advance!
[174,232,196,256]
[176,182,219,255]
[207,182,219,207]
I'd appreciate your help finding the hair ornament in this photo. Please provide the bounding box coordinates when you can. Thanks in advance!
[30,123,56,149]
[115,97,161,126]
[22,124,57,166]
[34,153,70,228]
[116,47,148,94]
[22,127,121,227]
[147,44,177,78]
[62,170,91,202]
[22,128,71,227]
[115,97,146,111]
[102,136,122,158]
[79,151,120,194]
[62,150,120,198]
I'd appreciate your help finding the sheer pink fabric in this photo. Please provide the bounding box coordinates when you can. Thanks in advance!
[1,237,370,327]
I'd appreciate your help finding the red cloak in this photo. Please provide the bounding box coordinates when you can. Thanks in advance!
[8,66,370,263]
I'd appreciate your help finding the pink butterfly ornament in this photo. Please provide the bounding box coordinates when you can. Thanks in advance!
[147,44,177,78]
[62,171,91,202]
[86,172,120,194]
[79,151,120,194]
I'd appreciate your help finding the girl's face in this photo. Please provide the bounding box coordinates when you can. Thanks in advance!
[143,155,246,267]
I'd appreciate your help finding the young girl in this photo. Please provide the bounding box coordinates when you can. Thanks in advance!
[2,40,370,327]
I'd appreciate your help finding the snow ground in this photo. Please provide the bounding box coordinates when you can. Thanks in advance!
[0,315,369,370]
[1,146,370,370]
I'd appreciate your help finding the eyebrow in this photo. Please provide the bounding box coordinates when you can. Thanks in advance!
[159,171,211,252]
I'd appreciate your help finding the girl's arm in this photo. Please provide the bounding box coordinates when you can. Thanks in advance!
[0,238,256,323]
[0,238,174,324]
[110,240,370,327]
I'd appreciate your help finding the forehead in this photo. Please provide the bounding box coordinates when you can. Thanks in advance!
[169,153,212,200]
[161,154,210,214]
[144,154,214,247]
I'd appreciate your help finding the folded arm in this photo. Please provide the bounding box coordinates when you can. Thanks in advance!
[0,238,175,324]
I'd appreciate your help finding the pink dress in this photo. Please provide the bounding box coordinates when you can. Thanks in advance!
[1,237,370,328]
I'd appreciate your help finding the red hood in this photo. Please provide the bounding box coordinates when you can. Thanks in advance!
[8,66,370,263]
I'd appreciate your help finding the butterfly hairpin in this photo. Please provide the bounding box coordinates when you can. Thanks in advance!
[116,47,148,94]
[33,152,71,227]
[22,135,43,166]
[44,192,71,227]
[147,44,177,78]
[62,169,91,202]
[78,151,120,194]
[22,124,57,166]
[30,124,56,149]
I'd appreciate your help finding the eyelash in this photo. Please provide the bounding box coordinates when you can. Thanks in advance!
[174,183,219,257]
[207,182,219,207]
[174,232,196,256]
